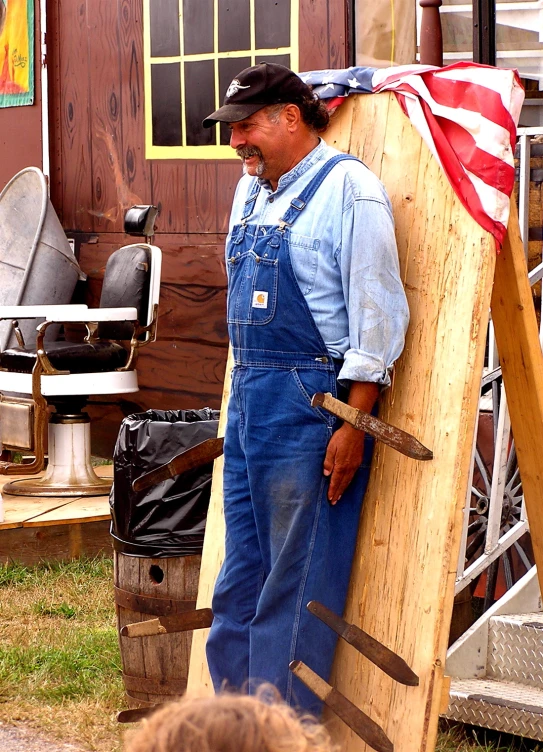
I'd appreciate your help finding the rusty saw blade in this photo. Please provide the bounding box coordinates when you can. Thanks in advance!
[289,661,393,752]
[307,601,419,686]
[311,392,432,461]
[132,437,224,492]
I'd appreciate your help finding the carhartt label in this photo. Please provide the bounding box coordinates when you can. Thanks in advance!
[252,291,268,309]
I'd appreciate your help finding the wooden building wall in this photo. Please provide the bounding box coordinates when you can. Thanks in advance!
[46,0,348,456]
[0,0,42,190]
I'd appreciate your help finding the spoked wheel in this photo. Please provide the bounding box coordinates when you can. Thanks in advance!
[464,372,534,615]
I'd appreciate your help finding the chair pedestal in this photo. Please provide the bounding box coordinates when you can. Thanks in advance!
[3,413,111,497]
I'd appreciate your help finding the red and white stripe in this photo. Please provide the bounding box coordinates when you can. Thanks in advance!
[372,62,525,248]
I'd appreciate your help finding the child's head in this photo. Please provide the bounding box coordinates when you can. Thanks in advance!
[124,689,336,752]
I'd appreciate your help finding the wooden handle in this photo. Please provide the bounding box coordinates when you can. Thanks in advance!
[121,608,214,637]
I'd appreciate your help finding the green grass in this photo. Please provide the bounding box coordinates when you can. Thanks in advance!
[0,629,121,701]
[0,557,125,751]
[438,721,543,751]
[0,558,539,752]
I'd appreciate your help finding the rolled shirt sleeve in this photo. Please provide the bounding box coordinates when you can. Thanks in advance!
[337,187,410,387]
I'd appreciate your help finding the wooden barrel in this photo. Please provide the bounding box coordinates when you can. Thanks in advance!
[114,551,201,706]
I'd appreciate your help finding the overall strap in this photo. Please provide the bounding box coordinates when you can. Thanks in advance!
[278,154,359,231]
[241,179,261,223]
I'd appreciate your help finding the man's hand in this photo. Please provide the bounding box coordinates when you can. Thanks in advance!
[324,424,366,504]
[323,380,379,505]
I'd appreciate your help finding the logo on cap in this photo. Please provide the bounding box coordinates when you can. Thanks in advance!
[226,79,250,99]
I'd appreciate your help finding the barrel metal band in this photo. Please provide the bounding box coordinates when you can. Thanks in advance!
[123,673,188,695]
[114,586,197,616]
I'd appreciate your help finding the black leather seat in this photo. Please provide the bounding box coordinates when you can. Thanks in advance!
[0,340,128,373]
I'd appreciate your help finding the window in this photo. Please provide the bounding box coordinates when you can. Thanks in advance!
[143,0,299,159]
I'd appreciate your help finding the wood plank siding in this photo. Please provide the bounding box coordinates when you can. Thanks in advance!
[48,0,347,456]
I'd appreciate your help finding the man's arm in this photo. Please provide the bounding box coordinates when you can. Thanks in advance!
[324,170,409,503]
[323,381,379,504]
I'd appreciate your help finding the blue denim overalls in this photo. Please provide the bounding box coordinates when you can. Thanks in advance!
[206,154,373,714]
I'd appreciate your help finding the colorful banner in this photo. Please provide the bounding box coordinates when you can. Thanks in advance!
[0,0,34,107]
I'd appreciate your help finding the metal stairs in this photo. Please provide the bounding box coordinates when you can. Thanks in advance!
[444,569,543,739]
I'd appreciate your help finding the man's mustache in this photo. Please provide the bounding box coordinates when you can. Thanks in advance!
[236,146,264,160]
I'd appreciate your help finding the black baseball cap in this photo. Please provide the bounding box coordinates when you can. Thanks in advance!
[202,62,312,128]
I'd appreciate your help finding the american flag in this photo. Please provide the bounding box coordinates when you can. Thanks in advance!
[299,63,525,249]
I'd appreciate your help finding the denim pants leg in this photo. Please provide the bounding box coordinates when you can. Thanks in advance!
[207,366,372,715]
[206,374,265,690]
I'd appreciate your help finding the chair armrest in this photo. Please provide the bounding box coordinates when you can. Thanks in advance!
[0,304,89,321]
[39,307,139,323]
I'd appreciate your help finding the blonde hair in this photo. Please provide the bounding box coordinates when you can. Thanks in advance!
[124,688,337,752]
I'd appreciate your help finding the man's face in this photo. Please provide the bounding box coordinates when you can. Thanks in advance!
[228,108,287,184]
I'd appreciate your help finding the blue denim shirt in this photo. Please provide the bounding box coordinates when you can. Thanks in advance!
[226,140,410,386]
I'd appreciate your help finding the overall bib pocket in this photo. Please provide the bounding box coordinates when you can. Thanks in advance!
[227,250,279,325]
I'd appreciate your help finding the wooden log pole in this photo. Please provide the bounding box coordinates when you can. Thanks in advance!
[490,199,543,597]
[419,0,443,67]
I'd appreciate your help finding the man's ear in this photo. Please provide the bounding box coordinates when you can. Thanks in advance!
[283,104,302,131]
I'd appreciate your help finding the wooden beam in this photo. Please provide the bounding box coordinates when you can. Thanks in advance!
[490,199,543,596]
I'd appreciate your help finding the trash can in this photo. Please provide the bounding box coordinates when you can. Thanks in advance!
[110,408,219,707]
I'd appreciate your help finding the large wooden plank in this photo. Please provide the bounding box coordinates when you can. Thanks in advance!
[491,200,543,598]
[326,95,495,752]
[186,93,496,752]
[187,349,232,695]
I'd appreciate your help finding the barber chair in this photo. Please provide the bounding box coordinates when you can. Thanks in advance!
[0,203,162,498]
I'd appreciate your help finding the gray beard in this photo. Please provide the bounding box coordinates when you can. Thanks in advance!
[237,146,266,177]
[242,159,266,177]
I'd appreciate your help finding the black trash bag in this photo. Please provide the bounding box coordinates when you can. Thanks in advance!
[110,408,220,557]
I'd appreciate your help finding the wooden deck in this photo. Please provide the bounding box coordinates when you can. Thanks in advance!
[0,466,113,565]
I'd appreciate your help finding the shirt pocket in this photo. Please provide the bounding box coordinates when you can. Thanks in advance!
[288,234,320,295]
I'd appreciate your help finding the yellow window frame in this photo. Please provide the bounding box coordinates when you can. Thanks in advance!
[143,0,300,160]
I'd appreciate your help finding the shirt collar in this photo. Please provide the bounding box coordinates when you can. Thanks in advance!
[258,138,327,194]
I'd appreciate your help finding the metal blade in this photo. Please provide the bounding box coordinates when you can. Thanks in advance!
[311,393,433,461]
[289,661,393,752]
[120,608,214,638]
[307,601,419,687]
[132,437,224,492]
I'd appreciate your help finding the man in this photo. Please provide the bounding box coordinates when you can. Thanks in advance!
[202,62,409,713]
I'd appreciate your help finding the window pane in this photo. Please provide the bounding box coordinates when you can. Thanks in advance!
[150,0,180,57]
[184,60,216,146]
[151,63,182,146]
[183,0,214,55]
[255,0,290,50]
[219,56,251,145]
[218,0,250,52]
[255,53,291,69]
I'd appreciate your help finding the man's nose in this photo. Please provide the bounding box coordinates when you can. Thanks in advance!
[229,129,244,149]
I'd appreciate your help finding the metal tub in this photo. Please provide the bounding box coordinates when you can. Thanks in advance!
[0,167,83,350]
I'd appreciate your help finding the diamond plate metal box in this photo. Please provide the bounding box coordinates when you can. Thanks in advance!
[488,613,543,689]
[445,678,543,740]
